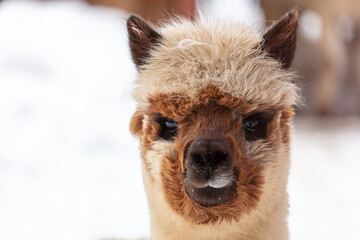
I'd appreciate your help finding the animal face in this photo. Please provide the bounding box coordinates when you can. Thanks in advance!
[128,10,299,224]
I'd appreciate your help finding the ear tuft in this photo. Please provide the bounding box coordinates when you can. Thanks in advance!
[262,8,299,69]
[130,110,144,137]
[127,15,162,67]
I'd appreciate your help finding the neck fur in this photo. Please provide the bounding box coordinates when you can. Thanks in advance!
[142,164,289,240]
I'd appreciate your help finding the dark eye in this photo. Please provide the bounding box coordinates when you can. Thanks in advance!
[165,120,178,132]
[244,118,258,131]
[155,115,178,141]
[243,112,274,141]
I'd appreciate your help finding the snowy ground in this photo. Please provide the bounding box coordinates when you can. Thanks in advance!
[0,1,359,240]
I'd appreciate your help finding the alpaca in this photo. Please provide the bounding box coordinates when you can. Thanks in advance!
[127,9,299,240]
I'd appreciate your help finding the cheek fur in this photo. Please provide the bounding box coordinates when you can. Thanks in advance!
[145,140,174,182]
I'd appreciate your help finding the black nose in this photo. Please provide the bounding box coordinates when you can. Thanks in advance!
[185,137,233,188]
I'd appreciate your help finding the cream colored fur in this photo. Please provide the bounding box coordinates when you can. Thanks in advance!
[131,16,299,240]
[132,17,300,110]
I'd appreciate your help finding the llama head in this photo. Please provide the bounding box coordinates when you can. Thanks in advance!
[128,10,299,224]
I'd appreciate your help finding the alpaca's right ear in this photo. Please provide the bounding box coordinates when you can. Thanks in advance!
[261,8,298,69]
[127,15,162,67]
[130,110,144,137]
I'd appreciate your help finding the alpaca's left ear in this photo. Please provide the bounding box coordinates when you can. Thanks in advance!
[127,15,162,67]
[261,8,299,69]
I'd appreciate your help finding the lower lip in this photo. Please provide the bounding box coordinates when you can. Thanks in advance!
[185,182,236,207]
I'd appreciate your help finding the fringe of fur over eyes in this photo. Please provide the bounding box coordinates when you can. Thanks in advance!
[131,16,301,112]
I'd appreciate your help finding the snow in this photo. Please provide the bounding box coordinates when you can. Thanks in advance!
[0,1,147,239]
[198,0,265,31]
[0,1,359,240]
[289,118,360,240]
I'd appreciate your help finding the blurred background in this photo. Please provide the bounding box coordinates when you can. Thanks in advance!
[0,0,359,239]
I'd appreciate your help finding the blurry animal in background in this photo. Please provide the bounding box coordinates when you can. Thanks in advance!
[86,0,195,24]
[262,0,360,115]
[127,9,299,240]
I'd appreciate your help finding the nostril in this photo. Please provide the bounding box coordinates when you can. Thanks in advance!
[214,151,228,163]
[187,138,233,167]
[190,153,204,164]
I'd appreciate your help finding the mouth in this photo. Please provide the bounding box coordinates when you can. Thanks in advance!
[184,178,237,207]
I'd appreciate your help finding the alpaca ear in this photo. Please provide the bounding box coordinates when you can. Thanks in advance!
[127,15,162,67]
[130,110,144,137]
[261,8,299,69]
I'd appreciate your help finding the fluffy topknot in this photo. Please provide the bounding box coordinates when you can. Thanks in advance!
[129,14,300,111]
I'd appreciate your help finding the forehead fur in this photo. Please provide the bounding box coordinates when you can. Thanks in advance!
[132,17,299,110]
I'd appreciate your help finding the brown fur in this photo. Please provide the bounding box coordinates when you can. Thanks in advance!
[130,110,144,137]
[130,85,294,224]
[146,86,265,224]
[128,10,299,240]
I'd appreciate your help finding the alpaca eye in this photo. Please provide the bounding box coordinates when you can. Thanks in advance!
[244,118,258,131]
[243,113,270,141]
[155,115,178,141]
[165,120,178,133]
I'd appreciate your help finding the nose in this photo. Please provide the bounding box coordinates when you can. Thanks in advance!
[185,137,233,188]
